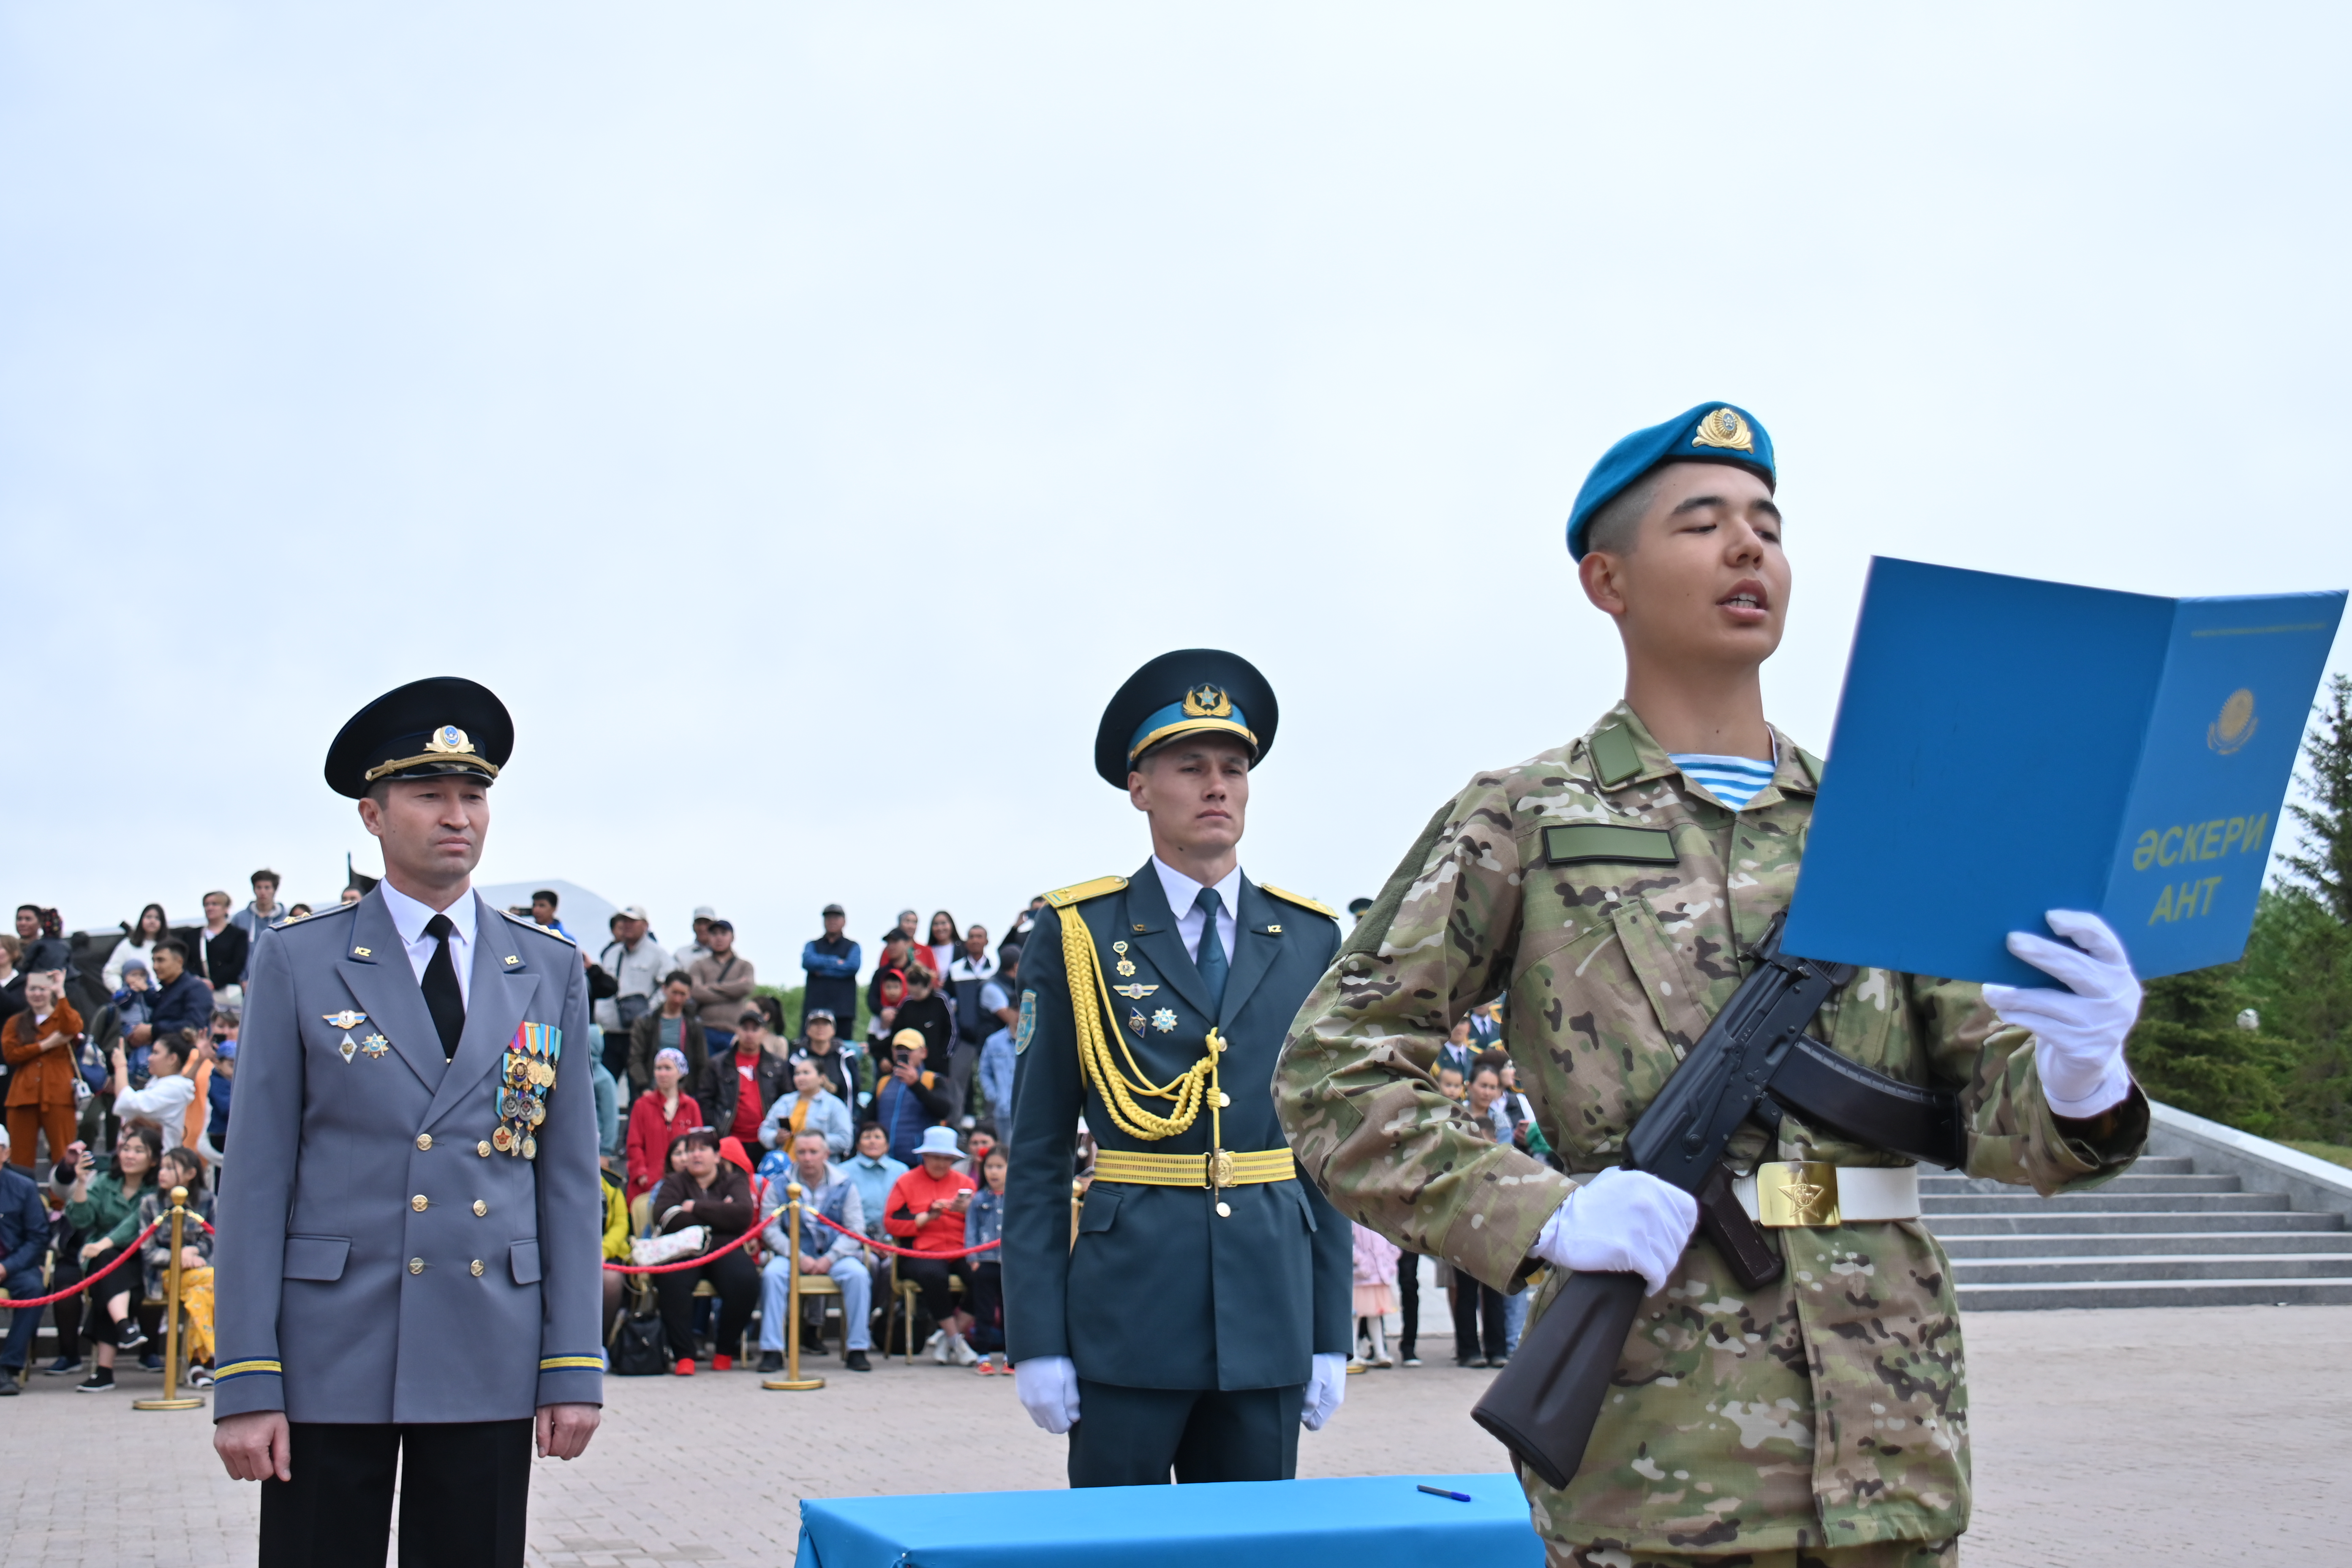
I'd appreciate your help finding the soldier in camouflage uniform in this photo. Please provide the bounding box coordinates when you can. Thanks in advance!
[1274,403,2149,1567]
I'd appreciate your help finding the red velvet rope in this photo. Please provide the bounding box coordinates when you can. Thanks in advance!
[601,1207,778,1275]
[811,1209,1002,1260]
[0,1214,166,1310]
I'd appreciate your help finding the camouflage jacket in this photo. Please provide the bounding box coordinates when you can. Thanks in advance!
[1274,703,2146,1554]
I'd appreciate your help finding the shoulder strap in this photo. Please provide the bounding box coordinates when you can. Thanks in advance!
[1258,883,1339,920]
[1042,874,1129,909]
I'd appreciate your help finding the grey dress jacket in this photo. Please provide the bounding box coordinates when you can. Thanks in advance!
[210,888,602,1423]
[1002,864,1353,1391]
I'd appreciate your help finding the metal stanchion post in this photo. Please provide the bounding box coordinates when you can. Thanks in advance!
[762,1182,824,1391]
[135,1185,204,1411]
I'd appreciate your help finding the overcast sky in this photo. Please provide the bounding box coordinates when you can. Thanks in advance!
[5,5,2348,973]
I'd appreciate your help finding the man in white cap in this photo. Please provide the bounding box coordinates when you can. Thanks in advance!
[594,907,670,1037]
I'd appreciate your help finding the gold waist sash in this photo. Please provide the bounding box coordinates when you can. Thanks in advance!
[1091,1147,1297,1188]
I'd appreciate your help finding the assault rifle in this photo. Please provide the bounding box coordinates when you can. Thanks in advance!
[1470,912,1965,1489]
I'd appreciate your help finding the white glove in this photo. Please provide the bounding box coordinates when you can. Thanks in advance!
[1300,1352,1349,1431]
[1530,1166,1698,1297]
[1013,1354,1081,1434]
[1981,910,2141,1119]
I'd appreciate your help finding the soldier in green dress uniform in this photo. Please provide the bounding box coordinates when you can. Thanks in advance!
[1002,649,1355,1486]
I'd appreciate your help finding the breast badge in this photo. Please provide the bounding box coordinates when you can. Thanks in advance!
[1113,940,1136,979]
[1112,983,1159,1000]
[323,1010,368,1063]
[1151,1008,1177,1033]
[359,1034,390,1059]
[496,1022,562,1160]
[1127,1008,1148,1037]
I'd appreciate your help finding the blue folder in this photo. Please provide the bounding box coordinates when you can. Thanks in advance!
[794,1473,1542,1568]
[1782,558,2344,987]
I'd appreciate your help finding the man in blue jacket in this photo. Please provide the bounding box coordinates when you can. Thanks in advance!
[800,907,860,1036]
[0,1122,47,1391]
[128,939,213,1069]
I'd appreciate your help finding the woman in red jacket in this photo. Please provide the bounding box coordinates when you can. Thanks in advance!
[625,1047,702,1202]
[885,1124,979,1365]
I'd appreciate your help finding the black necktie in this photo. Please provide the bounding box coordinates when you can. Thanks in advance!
[422,912,466,1061]
[1193,888,1229,1017]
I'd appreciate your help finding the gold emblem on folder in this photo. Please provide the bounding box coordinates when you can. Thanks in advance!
[1689,407,1755,453]
[2209,688,2258,755]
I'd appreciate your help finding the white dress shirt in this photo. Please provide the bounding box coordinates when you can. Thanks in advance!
[1151,858,1241,967]
[378,880,478,1009]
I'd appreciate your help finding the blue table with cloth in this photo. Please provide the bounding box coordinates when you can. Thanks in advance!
[794,1473,1541,1568]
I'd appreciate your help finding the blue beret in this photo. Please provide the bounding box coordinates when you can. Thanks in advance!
[1565,402,1775,560]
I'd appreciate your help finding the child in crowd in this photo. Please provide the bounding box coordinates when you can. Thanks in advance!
[133,1147,216,1383]
[966,1147,1008,1373]
[1351,1220,1400,1369]
[112,958,153,1036]
[1436,1063,1466,1102]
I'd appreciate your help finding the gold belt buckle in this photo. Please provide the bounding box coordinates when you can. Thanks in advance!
[1755,1160,1842,1228]
[1208,1149,1237,1189]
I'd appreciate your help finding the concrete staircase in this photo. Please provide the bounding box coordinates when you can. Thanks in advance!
[1927,1154,2352,1309]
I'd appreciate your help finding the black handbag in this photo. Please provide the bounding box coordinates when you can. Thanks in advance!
[609,1292,668,1376]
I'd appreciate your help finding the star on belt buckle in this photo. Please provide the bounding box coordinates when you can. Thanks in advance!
[1208,1149,1237,1189]
[1755,1160,1842,1227]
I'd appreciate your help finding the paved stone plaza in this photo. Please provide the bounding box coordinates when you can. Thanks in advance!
[1,1305,2343,1566]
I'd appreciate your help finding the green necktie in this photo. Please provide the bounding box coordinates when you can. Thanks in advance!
[1193,888,1229,1016]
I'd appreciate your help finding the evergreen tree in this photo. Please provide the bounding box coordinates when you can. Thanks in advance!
[2283,674,2352,923]
[2124,961,2288,1136]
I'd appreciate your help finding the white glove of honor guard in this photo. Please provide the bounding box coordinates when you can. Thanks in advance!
[1014,1354,1081,1434]
[1300,1352,1349,1431]
[1530,1166,1699,1297]
[1980,909,2141,1119]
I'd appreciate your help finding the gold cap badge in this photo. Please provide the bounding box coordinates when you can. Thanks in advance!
[422,724,474,757]
[1690,407,1755,453]
[1181,684,1232,719]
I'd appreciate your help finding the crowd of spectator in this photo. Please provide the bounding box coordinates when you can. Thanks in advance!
[0,881,1541,1392]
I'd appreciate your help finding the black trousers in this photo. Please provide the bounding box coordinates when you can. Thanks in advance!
[259,1418,531,1568]
[967,1260,1004,1352]
[1396,1250,1420,1358]
[653,1249,758,1361]
[900,1254,970,1328]
[1452,1275,1507,1362]
[1067,1379,1304,1487]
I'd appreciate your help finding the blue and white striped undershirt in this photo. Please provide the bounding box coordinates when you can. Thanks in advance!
[1669,753,1776,811]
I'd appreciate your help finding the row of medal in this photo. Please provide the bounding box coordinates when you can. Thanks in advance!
[495,1021,562,1160]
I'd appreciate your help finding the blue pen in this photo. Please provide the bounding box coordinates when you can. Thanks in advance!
[1417,1484,1473,1503]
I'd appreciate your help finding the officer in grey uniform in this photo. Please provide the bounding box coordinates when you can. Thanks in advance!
[1003,648,1355,1486]
[211,678,602,1568]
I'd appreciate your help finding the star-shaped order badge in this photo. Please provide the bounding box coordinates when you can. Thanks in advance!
[1151,1008,1177,1033]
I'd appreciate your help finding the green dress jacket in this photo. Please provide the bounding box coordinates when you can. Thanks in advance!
[1004,863,1353,1390]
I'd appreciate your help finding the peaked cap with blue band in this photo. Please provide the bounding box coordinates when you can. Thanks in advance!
[1565,401,1776,560]
[1094,648,1278,787]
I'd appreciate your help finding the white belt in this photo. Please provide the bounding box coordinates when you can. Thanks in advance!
[1731,1162,1919,1227]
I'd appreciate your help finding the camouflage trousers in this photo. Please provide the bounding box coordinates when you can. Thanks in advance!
[1552,1538,1957,1568]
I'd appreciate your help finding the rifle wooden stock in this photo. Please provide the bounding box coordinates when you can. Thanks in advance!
[1469,1269,1645,1490]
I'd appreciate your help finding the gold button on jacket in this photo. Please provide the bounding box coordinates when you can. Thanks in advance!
[469,1259,485,1277]
[472,1200,488,1217]
[476,1140,492,1157]
[408,1258,425,1275]
[411,1194,428,1212]
[416,1134,433,1151]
